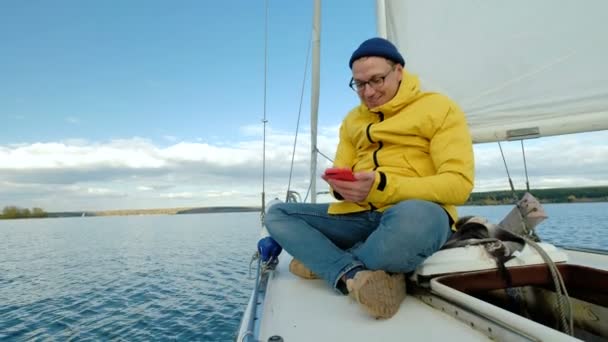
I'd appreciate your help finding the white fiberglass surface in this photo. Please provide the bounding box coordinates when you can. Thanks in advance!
[257,253,488,342]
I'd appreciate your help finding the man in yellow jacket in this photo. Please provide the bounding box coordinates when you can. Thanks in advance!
[265,37,474,319]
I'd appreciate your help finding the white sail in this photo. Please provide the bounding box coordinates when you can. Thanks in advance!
[380,0,608,143]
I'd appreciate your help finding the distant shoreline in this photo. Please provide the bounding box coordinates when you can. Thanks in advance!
[465,198,608,206]
[2,201,607,220]
[465,186,608,206]
[45,206,261,218]
[3,185,607,219]
[45,198,608,218]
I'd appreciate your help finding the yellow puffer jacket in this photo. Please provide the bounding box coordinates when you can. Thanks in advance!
[328,70,475,226]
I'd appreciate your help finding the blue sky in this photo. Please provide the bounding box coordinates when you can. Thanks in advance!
[1,0,373,144]
[1,1,607,211]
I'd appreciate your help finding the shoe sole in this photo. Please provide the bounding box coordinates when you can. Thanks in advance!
[349,270,406,319]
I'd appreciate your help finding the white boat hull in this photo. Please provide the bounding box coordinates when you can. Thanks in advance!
[237,247,608,341]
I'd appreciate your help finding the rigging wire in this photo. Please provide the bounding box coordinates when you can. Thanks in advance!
[497,141,518,202]
[521,140,530,192]
[260,0,269,225]
[285,40,312,202]
[304,147,334,203]
[315,146,334,164]
[303,180,313,203]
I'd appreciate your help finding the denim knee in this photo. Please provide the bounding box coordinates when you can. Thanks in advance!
[351,200,450,272]
[264,203,288,237]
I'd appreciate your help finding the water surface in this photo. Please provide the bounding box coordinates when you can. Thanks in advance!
[1,203,606,341]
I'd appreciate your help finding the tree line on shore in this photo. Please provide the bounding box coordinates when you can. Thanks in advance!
[466,186,608,205]
[0,206,48,219]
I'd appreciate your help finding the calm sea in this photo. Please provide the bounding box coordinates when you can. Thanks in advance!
[1,203,607,341]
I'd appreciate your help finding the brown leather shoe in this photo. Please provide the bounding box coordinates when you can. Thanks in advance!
[346,270,406,319]
[289,258,319,279]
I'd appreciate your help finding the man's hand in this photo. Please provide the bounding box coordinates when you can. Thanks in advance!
[322,171,375,202]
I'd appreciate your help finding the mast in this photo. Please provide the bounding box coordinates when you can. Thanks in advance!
[310,0,320,203]
[375,0,387,38]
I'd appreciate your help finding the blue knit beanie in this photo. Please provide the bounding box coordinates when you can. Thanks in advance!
[349,37,405,69]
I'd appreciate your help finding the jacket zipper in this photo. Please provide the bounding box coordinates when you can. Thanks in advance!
[367,112,384,211]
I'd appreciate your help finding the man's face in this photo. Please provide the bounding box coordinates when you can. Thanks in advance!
[351,56,403,109]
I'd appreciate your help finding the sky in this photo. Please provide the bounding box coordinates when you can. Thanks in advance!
[1,1,607,212]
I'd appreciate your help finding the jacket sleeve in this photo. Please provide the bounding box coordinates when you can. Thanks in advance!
[365,105,475,205]
[329,120,357,200]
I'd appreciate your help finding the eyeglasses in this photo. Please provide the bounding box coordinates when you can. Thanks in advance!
[349,66,395,92]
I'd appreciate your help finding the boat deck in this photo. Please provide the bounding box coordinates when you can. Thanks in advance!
[238,248,608,341]
[256,253,488,342]
[565,247,608,271]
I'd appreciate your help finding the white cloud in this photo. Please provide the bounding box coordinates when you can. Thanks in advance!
[239,124,264,137]
[206,190,244,198]
[160,192,194,199]
[65,116,80,124]
[86,187,114,195]
[0,139,166,169]
[0,129,606,211]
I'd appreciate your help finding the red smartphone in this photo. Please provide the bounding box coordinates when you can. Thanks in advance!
[324,167,356,181]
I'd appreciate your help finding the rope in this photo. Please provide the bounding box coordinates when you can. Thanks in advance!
[286,190,301,203]
[520,234,573,335]
[249,251,278,279]
[510,200,573,335]
[499,140,573,334]
[249,252,259,279]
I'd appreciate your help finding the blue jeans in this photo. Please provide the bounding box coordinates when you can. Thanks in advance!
[264,199,451,292]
